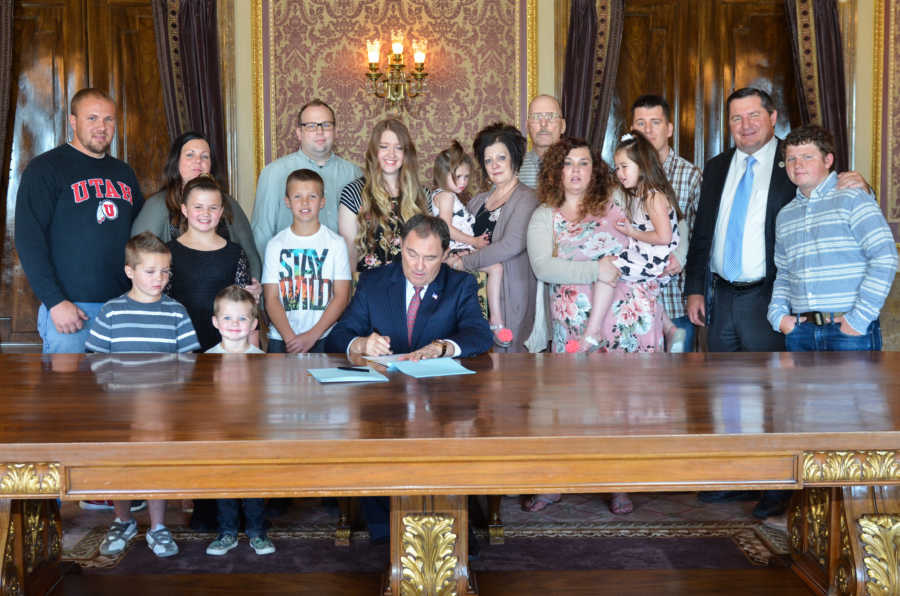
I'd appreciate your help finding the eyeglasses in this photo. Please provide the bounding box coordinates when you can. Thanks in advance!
[527,112,560,122]
[299,121,334,131]
[299,121,335,132]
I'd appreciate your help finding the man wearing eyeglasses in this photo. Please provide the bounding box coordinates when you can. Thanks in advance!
[518,95,566,189]
[251,99,361,257]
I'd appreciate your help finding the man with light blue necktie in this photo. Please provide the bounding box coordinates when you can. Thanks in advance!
[684,87,869,518]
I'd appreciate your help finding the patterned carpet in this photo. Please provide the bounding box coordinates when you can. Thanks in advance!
[62,492,790,574]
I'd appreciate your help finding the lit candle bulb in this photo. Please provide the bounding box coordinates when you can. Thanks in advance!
[366,40,380,65]
[391,31,403,55]
[413,40,426,65]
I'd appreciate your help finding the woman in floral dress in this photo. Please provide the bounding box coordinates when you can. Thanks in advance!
[526,137,667,515]
[528,138,665,356]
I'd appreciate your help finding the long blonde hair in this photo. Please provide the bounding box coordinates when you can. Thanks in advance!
[355,118,426,257]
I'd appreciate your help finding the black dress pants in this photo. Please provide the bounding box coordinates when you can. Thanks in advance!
[708,280,785,352]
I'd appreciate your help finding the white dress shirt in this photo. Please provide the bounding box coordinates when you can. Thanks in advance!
[710,135,778,282]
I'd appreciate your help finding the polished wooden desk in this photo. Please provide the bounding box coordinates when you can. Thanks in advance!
[1,352,898,595]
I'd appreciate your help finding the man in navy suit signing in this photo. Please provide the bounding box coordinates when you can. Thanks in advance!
[326,213,492,360]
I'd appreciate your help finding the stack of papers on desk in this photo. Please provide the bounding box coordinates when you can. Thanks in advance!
[364,354,407,369]
[392,358,475,378]
[308,367,388,383]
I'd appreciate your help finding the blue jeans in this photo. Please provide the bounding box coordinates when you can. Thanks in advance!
[37,302,104,353]
[216,498,267,538]
[671,315,696,352]
[785,318,882,352]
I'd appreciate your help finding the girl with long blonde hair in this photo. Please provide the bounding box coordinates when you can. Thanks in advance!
[338,118,426,271]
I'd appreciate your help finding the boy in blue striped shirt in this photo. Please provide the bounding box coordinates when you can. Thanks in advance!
[768,125,897,351]
[86,231,199,558]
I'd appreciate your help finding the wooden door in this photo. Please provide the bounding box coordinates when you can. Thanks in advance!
[86,0,167,194]
[0,0,166,350]
[602,0,801,167]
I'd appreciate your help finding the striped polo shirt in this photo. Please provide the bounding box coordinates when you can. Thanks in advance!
[85,293,200,353]
[767,172,898,333]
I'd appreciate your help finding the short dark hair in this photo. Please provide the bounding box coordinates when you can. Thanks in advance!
[213,285,257,317]
[70,88,114,115]
[125,231,169,267]
[297,99,335,127]
[631,94,671,121]
[285,168,325,196]
[473,122,526,177]
[783,125,837,171]
[726,87,775,115]
[400,214,451,252]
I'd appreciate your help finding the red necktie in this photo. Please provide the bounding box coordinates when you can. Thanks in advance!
[407,286,423,345]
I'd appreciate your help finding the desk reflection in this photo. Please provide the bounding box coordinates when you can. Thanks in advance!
[88,353,196,442]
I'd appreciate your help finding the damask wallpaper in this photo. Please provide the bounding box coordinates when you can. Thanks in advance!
[259,1,528,188]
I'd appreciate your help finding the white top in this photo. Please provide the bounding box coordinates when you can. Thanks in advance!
[262,225,351,341]
[711,135,778,282]
[206,343,265,354]
[430,188,476,251]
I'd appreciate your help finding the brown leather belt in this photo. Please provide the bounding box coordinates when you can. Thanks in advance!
[795,311,846,326]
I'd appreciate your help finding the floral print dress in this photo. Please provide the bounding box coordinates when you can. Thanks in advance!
[550,206,665,353]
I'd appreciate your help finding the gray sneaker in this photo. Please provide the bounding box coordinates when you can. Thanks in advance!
[206,533,238,556]
[249,535,275,555]
[99,518,137,556]
[146,526,179,558]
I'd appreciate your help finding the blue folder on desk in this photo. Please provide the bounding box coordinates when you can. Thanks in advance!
[308,367,388,383]
[392,358,475,378]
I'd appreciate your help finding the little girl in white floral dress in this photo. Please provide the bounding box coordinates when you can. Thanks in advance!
[575,132,683,352]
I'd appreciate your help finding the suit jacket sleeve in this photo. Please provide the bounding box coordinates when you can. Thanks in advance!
[684,154,727,296]
[324,270,374,353]
[443,272,493,357]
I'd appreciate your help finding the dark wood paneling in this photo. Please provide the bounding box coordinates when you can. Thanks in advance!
[604,0,684,161]
[605,0,801,167]
[0,0,85,348]
[0,0,165,349]
[87,0,167,198]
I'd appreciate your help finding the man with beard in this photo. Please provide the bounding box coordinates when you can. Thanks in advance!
[16,88,144,353]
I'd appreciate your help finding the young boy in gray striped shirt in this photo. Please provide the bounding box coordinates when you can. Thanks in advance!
[86,231,199,558]
[768,125,898,351]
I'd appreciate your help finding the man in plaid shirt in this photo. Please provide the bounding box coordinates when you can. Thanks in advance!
[631,95,702,351]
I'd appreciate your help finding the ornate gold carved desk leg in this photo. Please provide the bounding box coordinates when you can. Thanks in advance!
[0,499,63,596]
[1,462,65,595]
[384,495,477,596]
[788,488,837,595]
[840,486,900,596]
[790,486,900,596]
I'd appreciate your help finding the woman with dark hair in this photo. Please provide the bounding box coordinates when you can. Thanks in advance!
[524,137,672,515]
[445,122,538,352]
[337,118,426,272]
[131,131,261,283]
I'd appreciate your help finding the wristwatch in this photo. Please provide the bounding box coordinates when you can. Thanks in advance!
[434,340,449,357]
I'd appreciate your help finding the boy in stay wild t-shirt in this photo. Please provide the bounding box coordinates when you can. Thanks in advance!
[262,169,351,352]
